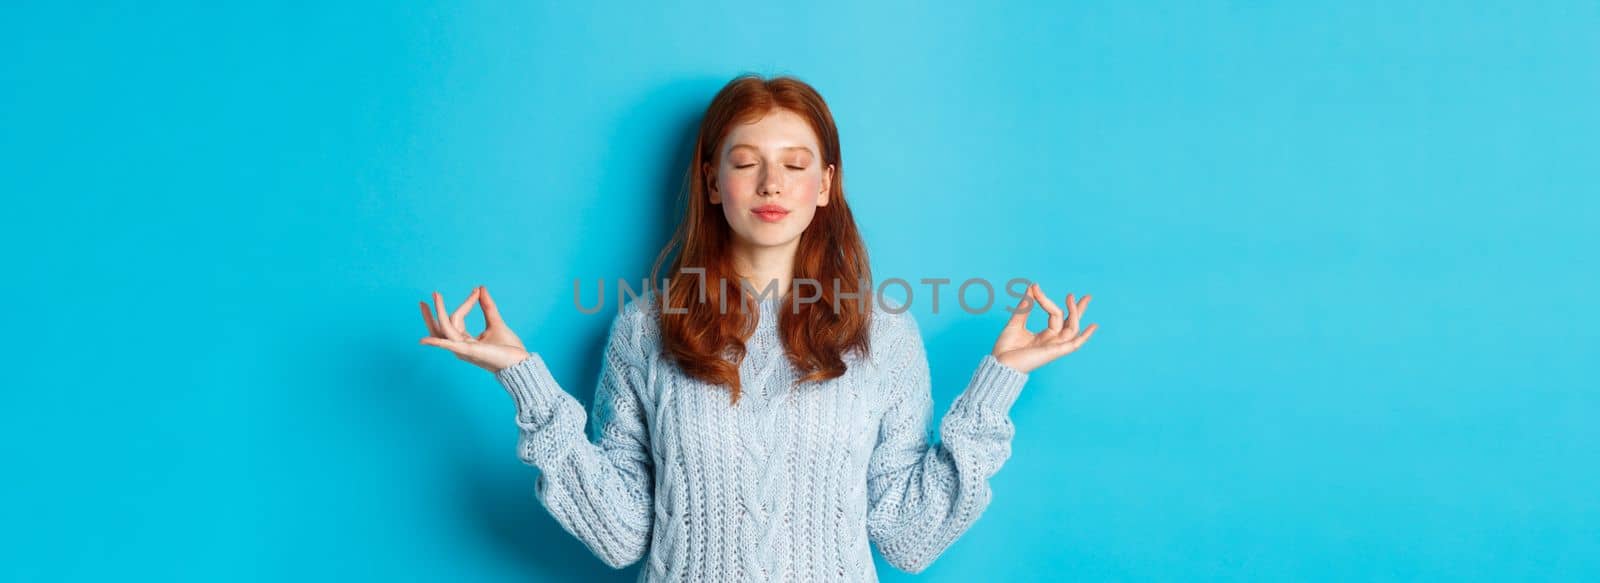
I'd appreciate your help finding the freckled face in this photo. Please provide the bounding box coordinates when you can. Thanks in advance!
[705,108,835,249]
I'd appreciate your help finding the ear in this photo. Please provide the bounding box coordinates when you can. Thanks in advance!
[818,163,834,206]
[704,162,720,204]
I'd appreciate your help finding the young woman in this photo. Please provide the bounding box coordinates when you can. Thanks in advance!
[419,75,1098,581]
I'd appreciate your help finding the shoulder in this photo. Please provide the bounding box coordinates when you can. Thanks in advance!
[607,288,665,364]
[870,298,923,340]
[616,288,656,328]
[866,299,925,366]
[859,300,931,405]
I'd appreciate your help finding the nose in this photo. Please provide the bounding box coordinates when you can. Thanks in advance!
[759,169,783,196]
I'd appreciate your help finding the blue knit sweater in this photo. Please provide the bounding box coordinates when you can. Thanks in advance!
[493,290,1030,581]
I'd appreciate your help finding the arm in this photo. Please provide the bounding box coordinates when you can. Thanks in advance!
[492,306,654,569]
[866,313,1030,574]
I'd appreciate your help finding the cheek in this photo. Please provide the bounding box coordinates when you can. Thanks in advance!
[802,174,822,191]
[799,175,825,202]
[722,175,758,203]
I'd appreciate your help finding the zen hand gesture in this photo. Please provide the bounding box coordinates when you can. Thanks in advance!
[991,282,1099,374]
[419,285,531,373]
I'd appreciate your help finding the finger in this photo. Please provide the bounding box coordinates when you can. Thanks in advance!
[1031,284,1064,332]
[480,285,506,327]
[1059,322,1098,353]
[421,336,483,361]
[433,292,463,341]
[1065,293,1081,334]
[1002,288,1034,332]
[452,287,481,333]
[419,301,442,337]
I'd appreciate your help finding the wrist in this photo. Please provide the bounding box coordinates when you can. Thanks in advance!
[992,352,1029,374]
[492,350,534,374]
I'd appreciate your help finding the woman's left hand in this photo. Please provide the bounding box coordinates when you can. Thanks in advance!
[991,283,1098,374]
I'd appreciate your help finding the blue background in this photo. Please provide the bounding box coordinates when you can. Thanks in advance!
[4,1,1596,581]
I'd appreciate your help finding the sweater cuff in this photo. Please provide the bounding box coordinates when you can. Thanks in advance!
[957,354,1029,413]
[493,353,569,419]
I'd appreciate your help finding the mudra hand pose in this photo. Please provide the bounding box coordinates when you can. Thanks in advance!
[419,74,1098,581]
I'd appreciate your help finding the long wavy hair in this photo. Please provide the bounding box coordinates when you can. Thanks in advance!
[647,74,873,406]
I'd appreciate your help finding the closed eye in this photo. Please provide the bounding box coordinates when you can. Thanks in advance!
[732,163,808,170]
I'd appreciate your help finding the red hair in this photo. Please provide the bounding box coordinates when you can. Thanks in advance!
[647,74,873,406]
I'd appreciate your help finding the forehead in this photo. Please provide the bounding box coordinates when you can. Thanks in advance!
[722,109,820,155]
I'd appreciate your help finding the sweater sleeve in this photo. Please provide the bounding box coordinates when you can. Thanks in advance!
[492,305,654,569]
[865,312,1029,574]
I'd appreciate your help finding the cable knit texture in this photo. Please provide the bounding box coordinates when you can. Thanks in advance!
[493,290,1029,581]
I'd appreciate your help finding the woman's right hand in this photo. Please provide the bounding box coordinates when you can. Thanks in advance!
[419,285,531,373]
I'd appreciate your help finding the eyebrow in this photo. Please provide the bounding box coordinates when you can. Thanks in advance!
[727,144,815,157]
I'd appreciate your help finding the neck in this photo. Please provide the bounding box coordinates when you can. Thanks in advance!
[729,236,799,301]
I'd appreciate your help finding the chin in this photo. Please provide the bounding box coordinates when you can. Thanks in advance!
[736,228,800,248]
[749,234,798,248]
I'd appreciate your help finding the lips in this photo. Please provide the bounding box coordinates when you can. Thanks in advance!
[752,205,789,222]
